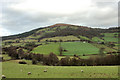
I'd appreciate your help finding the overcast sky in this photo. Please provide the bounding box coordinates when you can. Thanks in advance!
[0,0,119,36]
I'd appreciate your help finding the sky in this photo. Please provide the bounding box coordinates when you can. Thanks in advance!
[0,0,119,36]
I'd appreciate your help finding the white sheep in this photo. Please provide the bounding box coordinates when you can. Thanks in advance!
[20,69,23,72]
[28,72,31,75]
[44,70,47,72]
[2,75,6,78]
[83,42,86,43]
[81,70,83,73]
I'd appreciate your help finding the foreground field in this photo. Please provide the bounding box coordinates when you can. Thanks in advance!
[2,61,118,78]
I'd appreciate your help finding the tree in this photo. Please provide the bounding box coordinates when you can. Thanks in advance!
[60,56,71,66]
[18,48,24,59]
[59,47,63,56]
[24,42,37,52]
[34,54,43,61]
[49,52,59,66]
[32,59,37,64]
[7,46,19,59]
[99,48,105,56]
[108,43,115,48]
[25,42,36,47]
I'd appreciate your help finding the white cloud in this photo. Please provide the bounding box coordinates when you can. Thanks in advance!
[0,26,12,36]
[10,0,92,14]
[1,0,118,36]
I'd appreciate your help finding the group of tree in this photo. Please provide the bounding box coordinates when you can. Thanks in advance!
[38,27,101,42]
[3,46,59,66]
[59,54,120,66]
[23,42,39,52]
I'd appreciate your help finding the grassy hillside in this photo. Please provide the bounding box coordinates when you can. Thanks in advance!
[2,24,119,57]
[92,37,104,42]
[102,33,118,43]
[92,43,117,52]
[1,54,11,60]
[79,35,90,40]
[31,43,60,55]
[40,36,80,42]
[31,42,99,55]
[61,42,99,55]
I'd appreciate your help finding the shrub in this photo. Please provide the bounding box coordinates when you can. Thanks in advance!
[83,54,85,56]
[32,59,37,64]
[19,61,27,64]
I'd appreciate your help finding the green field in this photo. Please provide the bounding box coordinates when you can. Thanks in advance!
[2,61,118,78]
[102,33,118,43]
[79,35,90,40]
[92,37,104,42]
[92,43,117,52]
[61,42,99,55]
[31,43,60,55]
[32,42,99,55]
[1,54,11,60]
[58,56,90,60]
[40,36,80,42]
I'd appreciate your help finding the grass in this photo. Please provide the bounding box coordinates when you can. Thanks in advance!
[79,36,90,40]
[27,35,42,39]
[57,56,90,60]
[2,61,118,78]
[40,36,80,42]
[31,43,60,55]
[1,54,11,60]
[32,42,99,55]
[70,26,78,29]
[92,37,104,42]
[45,30,55,33]
[103,37,118,43]
[59,26,67,29]
[23,39,38,43]
[92,43,117,52]
[62,42,99,55]
[57,56,73,60]
[102,33,118,43]
[0,62,1,79]
[80,56,90,59]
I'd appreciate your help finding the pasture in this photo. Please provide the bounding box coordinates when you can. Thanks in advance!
[31,42,60,55]
[40,36,80,42]
[92,43,117,52]
[102,33,118,43]
[61,42,99,55]
[1,54,11,60]
[31,42,99,55]
[92,37,104,42]
[2,60,118,78]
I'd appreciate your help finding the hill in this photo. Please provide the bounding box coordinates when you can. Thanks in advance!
[1,23,119,79]
[2,23,119,56]
[2,23,118,41]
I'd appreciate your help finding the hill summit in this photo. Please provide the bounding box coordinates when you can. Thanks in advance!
[2,23,118,41]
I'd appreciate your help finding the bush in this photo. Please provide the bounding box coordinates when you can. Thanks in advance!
[43,53,59,66]
[0,57,3,62]
[83,54,85,56]
[19,61,27,64]
[32,59,37,64]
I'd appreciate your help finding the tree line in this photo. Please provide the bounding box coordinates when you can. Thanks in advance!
[2,46,120,66]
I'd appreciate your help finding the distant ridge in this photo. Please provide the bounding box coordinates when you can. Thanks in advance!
[2,23,118,41]
[49,23,88,28]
